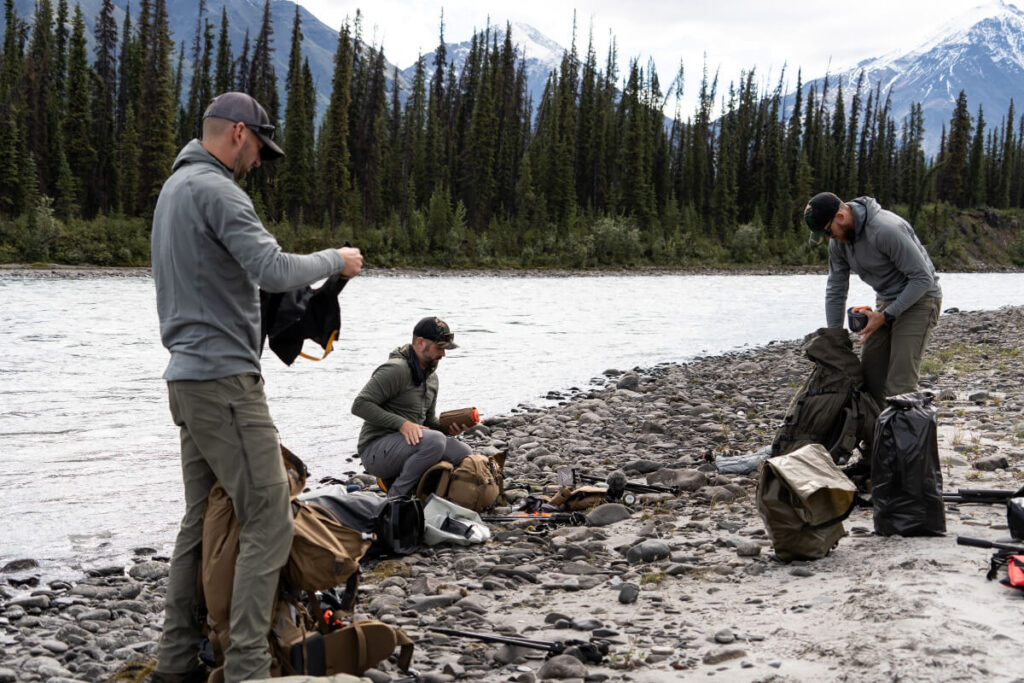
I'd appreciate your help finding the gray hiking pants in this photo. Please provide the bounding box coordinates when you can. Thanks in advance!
[360,429,472,497]
[863,296,942,408]
[156,374,293,683]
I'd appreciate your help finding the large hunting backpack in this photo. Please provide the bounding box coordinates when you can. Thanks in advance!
[415,452,506,512]
[771,327,879,465]
[200,447,414,679]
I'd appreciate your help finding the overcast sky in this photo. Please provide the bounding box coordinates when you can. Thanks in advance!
[297,0,1020,110]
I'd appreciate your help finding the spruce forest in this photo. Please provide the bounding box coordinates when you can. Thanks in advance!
[1,0,1023,269]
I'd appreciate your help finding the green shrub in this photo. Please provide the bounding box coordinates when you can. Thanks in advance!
[590,216,642,266]
[730,222,766,263]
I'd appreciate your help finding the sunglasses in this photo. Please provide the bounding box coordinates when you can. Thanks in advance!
[241,121,276,141]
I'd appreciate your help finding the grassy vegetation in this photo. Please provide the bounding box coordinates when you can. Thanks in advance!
[1,203,1020,271]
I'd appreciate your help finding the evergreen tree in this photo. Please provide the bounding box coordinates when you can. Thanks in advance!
[116,3,142,214]
[494,25,524,218]
[0,0,28,218]
[710,83,739,233]
[996,99,1015,208]
[764,74,790,239]
[460,33,498,228]
[213,7,233,94]
[248,0,278,121]
[423,12,449,198]
[247,0,280,217]
[899,102,927,223]
[185,0,213,140]
[137,0,177,214]
[689,62,717,224]
[401,55,427,211]
[319,19,355,233]
[279,5,311,229]
[25,0,59,196]
[785,69,803,188]
[872,88,894,203]
[856,88,874,195]
[350,44,388,228]
[116,3,139,136]
[62,3,94,217]
[235,29,250,92]
[829,81,846,193]
[576,28,599,211]
[92,0,119,216]
[941,89,972,206]
[52,0,68,100]
[173,41,187,149]
[619,61,654,227]
[844,72,864,197]
[549,22,579,228]
[967,103,986,205]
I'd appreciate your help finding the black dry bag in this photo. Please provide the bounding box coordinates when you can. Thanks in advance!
[871,391,946,537]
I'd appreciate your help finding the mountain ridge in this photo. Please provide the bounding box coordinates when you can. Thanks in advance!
[797,0,1024,156]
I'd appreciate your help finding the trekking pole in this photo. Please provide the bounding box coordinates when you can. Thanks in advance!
[578,473,680,496]
[429,627,609,664]
[481,512,588,526]
[943,486,1024,505]
[956,536,1024,554]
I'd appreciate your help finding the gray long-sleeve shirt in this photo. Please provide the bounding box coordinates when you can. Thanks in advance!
[825,197,942,328]
[152,139,346,381]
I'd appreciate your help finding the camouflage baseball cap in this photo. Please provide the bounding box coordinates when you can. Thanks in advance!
[413,316,459,349]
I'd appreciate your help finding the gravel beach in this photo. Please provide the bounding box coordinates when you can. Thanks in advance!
[3,305,1024,683]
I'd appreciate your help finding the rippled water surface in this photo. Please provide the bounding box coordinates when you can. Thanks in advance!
[2,270,1023,577]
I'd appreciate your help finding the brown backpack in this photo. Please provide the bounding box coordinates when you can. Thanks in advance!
[415,452,506,512]
[269,594,413,678]
[201,447,412,678]
[548,485,608,511]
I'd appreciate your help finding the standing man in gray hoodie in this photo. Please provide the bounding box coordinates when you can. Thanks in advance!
[150,92,363,683]
[804,192,942,408]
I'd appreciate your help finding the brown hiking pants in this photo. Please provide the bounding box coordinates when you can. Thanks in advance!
[156,374,293,683]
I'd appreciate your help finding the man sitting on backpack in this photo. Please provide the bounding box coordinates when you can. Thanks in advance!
[352,317,472,497]
[804,192,942,408]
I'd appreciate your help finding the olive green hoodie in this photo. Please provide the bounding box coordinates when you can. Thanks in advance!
[352,344,441,453]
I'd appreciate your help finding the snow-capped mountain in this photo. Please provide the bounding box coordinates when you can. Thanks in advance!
[799,0,1024,156]
[399,21,565,109]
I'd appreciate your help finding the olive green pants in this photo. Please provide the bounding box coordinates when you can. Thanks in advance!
[862,296,942,408]
[156,374,292,683]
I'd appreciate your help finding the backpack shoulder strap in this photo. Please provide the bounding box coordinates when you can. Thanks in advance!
[415,461,454,501]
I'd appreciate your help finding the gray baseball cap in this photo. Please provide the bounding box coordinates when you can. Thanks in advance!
[202,92,284,160]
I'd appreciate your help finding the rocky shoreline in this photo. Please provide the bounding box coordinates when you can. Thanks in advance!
[4,306,1024,682]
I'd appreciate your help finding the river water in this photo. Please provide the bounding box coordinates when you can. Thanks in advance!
[2,270,1023,579]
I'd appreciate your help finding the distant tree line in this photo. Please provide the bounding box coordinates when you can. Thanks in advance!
[1,0,1023,267]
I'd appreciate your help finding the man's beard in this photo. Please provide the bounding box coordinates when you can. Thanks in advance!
[232,140,256,181]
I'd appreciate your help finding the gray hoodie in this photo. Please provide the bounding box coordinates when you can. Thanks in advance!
[152,139,346,381]
[825,196,941,328]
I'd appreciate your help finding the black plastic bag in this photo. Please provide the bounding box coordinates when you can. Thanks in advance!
[1008,498,1024,540]
[871,392,946,536]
